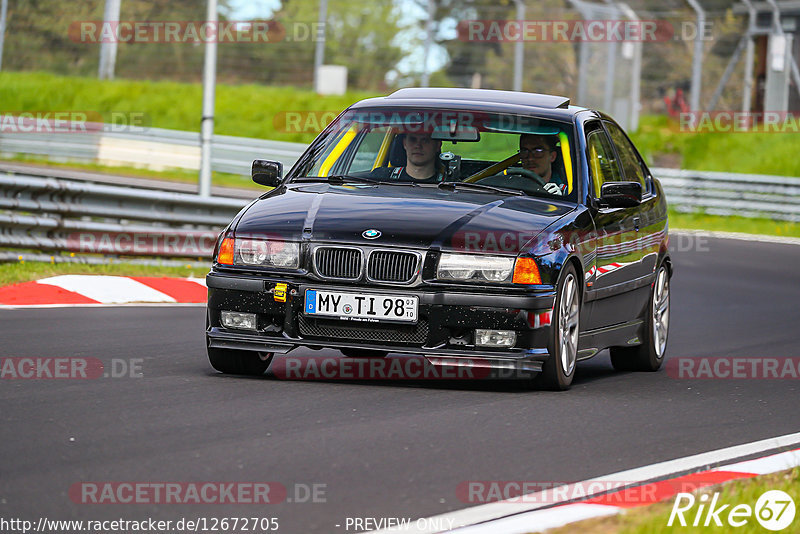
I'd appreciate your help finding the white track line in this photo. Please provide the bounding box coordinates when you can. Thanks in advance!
[714,448,800,476]
[671,229,800,246]
[368,431,800,533]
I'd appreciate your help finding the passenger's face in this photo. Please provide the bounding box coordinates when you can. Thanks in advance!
[404,134,441,167]
[520,135,557,178]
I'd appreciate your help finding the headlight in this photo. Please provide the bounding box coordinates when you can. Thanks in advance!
[234,239,299,268]
[437,253,515,283]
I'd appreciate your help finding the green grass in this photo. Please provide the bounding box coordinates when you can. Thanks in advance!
[0,71,378,143]
[546,467,800,534]
[0,260,208,287]
[630,115,800,177]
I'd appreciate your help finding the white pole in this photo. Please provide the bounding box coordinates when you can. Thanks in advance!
[618,2,641,132]
[421,0,435,87]
[764,0,800,95]
[312,0,327,92]
[602,0,617,113]
[513,0,525,91]
[0,0,8,71]
[742,0,755,116]
[198,0,218,198]
[685,0,705,112]
[98,0,121,80]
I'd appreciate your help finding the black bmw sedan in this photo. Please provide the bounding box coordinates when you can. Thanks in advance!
[205,88,672,390]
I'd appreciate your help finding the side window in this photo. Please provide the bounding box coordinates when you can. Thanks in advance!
[347,126,390,172]
[586,127,622,197]
[603,121,647,190]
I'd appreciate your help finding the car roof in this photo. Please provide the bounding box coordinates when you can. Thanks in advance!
[350,88,589,122]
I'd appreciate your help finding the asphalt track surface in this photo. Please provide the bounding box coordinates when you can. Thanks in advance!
[2,236,799,533]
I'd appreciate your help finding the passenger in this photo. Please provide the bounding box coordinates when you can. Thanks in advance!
[519,134,566,195]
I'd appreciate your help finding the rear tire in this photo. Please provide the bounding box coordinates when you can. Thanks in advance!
[207,347,274,376]
[610,263,670,372]
[536,264,580,390]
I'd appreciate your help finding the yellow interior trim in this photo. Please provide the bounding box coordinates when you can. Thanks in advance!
[589,141,602,196]
[465,152,521,183]
[319,126,357,177]
[372,129,395,170]
[558,131,573,193]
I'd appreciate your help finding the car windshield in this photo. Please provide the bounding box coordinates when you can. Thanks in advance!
[288,108,578,201]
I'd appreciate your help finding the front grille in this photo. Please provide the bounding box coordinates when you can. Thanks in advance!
[368,250,419,283]
[315,247,362,280]
[298,315,429,345]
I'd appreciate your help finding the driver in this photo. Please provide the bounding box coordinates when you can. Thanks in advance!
[373,132,445,183]
[518,134,567,195]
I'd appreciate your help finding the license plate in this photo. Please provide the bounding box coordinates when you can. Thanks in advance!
[304,289,418,323]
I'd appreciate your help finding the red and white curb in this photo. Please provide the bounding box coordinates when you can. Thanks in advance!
[0,275,207,307]
[369,431,800,533]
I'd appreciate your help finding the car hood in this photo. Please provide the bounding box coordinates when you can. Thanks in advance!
[234,183,574,254]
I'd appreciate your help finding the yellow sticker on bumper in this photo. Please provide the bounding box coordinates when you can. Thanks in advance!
[274,283,288,302]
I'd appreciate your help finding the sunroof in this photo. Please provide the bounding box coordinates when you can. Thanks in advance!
[386,88,570,109]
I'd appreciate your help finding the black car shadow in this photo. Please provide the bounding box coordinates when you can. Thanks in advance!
[205,349,625,393]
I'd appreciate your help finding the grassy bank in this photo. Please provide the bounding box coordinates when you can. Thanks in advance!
[630,115,800,177]
[0,71,377,143]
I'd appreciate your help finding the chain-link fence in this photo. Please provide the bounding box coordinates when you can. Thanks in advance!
[0,0,784,126]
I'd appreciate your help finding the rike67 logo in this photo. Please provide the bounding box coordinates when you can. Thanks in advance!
[668,490,795,531]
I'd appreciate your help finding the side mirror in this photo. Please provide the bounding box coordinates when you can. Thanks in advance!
[600,181,642,208]
[252,159,283,187]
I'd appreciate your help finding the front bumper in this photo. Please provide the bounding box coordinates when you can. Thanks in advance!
[206,271,556,372]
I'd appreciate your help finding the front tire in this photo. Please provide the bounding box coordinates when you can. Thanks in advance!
[537,264,580,390]
[207,347,274,376]
[610,263,670,372]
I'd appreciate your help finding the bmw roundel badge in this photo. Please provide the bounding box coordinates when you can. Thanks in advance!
[362,229,381,239]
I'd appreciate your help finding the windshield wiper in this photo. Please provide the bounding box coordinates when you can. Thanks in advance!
[294,175,381,185]
[294,175,421,187]
[438,181,525,196]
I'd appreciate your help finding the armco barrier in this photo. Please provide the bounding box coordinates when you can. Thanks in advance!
[0,172,250,261]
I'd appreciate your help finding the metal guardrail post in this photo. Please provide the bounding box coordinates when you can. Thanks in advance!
[199,0,218,198]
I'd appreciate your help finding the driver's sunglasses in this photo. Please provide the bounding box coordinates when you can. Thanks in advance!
[519,147,550,158]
